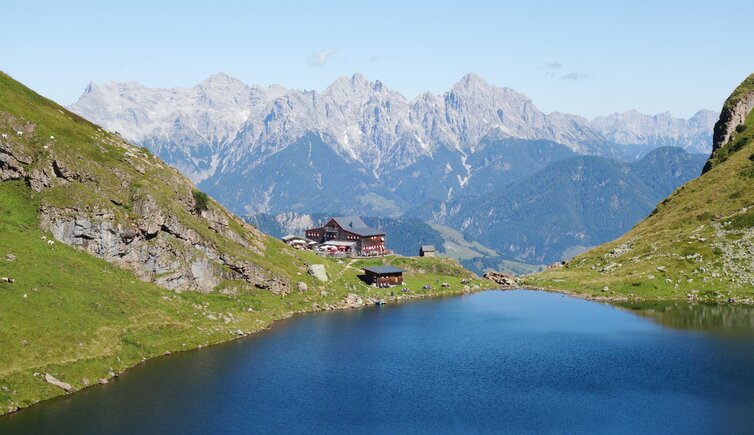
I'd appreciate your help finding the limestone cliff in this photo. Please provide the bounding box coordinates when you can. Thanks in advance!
[703,74,754,173]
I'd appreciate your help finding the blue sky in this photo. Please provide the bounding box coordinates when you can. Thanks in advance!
[2,0,753,118]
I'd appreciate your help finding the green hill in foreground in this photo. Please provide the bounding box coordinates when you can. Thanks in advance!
[0,72,486,415]
[525,74,754,303]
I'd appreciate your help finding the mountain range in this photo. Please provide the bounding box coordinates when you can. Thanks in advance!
[70,73,716,218]
[415,146,708,264]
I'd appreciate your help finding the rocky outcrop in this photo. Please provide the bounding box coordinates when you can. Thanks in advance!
[711,86,754,154]
[44,373,72,392]
[483,271,519,289]
[52,159,81,182]
[38,203,284,293]
[343,293,364,308]
[27,167,52,192]
[0,140,29,182]
[0,135,69,192]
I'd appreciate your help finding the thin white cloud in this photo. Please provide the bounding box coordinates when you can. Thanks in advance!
[306,48,338,67]
[542,60,564,77]
[561,72,589,80]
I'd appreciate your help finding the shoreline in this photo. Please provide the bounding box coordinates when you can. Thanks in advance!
[0,284,494,418]
[518,282,754,305]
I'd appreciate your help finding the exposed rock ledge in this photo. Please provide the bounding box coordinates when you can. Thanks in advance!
[38,201,286,293]
[710,79,754,154]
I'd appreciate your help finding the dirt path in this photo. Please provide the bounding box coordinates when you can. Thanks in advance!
[334,259,358,280]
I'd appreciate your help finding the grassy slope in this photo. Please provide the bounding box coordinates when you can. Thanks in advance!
[0,73,488,415]
[430,223,498,260]
[525,77,754,302]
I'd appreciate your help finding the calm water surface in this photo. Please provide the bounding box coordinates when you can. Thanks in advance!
[2,290,754,434]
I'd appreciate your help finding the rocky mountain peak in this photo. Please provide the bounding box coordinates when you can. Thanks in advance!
[196,72,251,91]
[690,109,718,123]
[453,73,491,91]
[323,73,395,100]
[69,72,716,206]
[83,81,101,95]
[590,108,717,154]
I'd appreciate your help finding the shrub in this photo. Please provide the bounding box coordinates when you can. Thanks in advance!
[736,124,747,133]
[192,189,209,212]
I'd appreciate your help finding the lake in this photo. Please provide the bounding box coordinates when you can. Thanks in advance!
[2,290,754,434]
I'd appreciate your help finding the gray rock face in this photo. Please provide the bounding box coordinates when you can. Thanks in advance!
[1,134,61,192]
[0,140,28,182]
[132,192,165,237]
[37,204,278,293]
[712,88,754,153]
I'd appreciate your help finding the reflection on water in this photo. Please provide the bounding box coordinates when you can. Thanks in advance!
[617,300,754,334]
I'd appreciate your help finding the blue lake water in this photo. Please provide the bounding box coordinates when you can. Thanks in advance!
[2,290,754,434]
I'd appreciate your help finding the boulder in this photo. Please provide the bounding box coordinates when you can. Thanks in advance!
[44,373,72,392]
[308,264,328,282]
[5,254,15,262]
[297,281,308,292]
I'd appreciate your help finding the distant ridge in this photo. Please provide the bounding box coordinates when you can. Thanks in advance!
[69,73,715,218]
